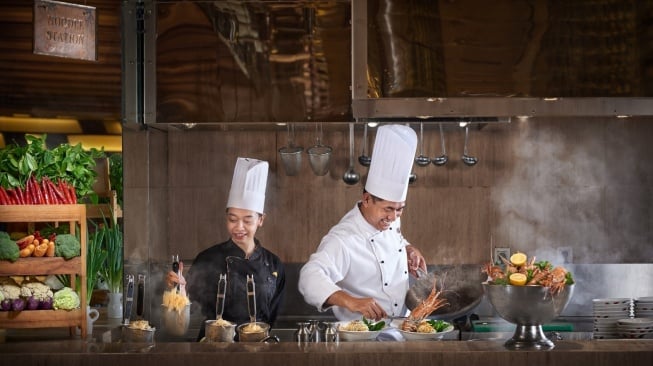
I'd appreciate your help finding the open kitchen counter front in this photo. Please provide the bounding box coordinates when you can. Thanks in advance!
[0,339,651,366]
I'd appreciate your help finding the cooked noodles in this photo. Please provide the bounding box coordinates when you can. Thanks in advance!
[340,320,368,332]
[241,322,264,333]
[128,320,153,330]
[162,290,190,313]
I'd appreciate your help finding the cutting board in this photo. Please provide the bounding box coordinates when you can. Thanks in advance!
[472,320,574,332]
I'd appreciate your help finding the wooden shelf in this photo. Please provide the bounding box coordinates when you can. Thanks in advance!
[0,308,83,329]
[0,204,87,338]
[0,257,82,276]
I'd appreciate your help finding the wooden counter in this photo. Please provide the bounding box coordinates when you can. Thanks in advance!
[0,340,651,366]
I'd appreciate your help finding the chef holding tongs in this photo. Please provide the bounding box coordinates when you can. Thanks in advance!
[166,158,286,341]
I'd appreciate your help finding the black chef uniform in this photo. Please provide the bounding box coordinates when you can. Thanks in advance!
[186,238,285,341]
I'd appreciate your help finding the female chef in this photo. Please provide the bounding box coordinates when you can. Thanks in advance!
[167,157,285,340]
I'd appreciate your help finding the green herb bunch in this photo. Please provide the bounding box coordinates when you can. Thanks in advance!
[0,134,105,199]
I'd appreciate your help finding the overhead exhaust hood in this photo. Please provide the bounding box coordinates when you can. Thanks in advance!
[351,0,653,121]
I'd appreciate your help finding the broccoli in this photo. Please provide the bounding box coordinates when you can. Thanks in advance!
[0,231,10,241]
[54,234,81,259]
[0,237,20,262]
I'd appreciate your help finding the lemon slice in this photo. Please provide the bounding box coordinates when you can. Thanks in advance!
[510,252,527,267]
[509,273,527,286]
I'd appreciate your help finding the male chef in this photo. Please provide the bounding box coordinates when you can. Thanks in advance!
[299,124,427,321]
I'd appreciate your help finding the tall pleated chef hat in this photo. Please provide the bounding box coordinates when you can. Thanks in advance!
[365,124,418,202]
[227,157,269,213]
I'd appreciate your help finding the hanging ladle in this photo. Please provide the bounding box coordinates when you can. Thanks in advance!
[462,125,478,166]
[343,122,361,185]
[415,122,431,167]
[358,123,372,166]
[432,123,448,166]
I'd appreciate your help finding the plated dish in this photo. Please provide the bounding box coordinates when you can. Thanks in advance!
[336,320,384,341]
[398,323,454,341]
[389,318,454,341]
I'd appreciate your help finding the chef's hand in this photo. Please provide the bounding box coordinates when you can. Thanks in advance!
[349,297,387,321]
[326,291,387,321]
[166,261,187,291]
[406,245,427,277]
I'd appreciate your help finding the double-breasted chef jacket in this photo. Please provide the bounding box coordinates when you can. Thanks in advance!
[298,202,410,321]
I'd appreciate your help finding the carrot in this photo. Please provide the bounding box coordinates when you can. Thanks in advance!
[46,241,55,257]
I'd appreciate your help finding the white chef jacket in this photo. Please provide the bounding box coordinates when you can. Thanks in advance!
[298,202,410,321]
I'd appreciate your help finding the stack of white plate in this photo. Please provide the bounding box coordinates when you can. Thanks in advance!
[617,318,653,339]
[634,297,653,318]
[592,298,633,339]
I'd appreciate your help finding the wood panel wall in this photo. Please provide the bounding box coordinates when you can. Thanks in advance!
[123,119,653,267]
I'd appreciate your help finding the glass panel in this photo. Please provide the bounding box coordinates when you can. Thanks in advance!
[367,0,653,98]
[155,1,352,123]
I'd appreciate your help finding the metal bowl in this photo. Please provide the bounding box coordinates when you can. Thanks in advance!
[237,322,270,342]
[121,325,156,343]
[483,283,575,350]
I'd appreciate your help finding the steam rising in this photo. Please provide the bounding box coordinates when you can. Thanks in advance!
[492,120,651,264]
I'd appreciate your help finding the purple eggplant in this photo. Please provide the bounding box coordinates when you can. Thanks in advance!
[26,296,39,310]
[40,297,53,310]
[0,299,11,311]
[11,297,26,311]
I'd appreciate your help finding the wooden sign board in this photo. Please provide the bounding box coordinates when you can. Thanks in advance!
[33,0,97,61]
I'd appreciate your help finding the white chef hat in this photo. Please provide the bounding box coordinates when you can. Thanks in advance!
[365,124,418,202]
[227,157,269,214]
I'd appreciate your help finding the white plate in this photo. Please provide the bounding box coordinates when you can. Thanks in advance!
[617,318,653,325]
[592,298,632,305]
[399,324,455,341]
[336,322,383,341]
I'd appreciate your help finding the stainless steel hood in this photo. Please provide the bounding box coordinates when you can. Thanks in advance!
[351,0,653,120]
[121,0,653,127]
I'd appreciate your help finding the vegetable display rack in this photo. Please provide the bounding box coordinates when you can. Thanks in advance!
[0,204,88,338]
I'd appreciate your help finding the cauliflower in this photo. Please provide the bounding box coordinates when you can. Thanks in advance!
[0,284,21,300]
[20,281,54,302]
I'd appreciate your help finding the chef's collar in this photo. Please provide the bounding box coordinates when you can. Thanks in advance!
[227,238,262,260]
[355,201,390,237]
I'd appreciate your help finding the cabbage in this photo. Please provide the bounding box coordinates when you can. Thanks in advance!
[11,298,25,311]
[26,296,40,310]
[40,297,53,310]
[0,299,11,311]
[52,287,80,310]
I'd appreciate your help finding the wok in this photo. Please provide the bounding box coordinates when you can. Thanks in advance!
[405,264,485,320]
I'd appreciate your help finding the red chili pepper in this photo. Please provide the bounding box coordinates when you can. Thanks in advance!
[48,179,66,204]
[6,189,17,205]
[69,184,77,204]
[43,177,56,204]
[16,187,25,205]
[35,178,44,204]
[59,179,72,204]
[42,181,51,204]
[31,176,40,204]
[0,187,7,205]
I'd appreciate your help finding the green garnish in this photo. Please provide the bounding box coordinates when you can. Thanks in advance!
[362,317,386,331]
[426,319,449,332]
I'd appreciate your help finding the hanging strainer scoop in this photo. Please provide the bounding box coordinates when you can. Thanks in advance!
[279,124,303,176]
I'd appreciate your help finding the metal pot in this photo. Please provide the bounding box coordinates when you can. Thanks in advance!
[237,322,270,342]
[406,264,485,320]
[162,304,191,336]
[205,319,236,342]
[121,325,156,343]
